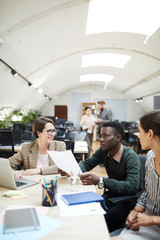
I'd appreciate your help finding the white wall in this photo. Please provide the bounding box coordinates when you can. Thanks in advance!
[41,85,146,124]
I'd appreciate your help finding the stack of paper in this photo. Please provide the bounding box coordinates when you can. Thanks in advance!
[57,192,105,217]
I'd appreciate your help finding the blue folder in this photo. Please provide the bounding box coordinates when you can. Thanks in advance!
[61,191,104,206]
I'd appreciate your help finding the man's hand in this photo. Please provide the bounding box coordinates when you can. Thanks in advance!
[80,172,100,185]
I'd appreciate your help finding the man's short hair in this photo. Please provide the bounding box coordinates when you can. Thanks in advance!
[97,100,106,105]
[102,121,125,140]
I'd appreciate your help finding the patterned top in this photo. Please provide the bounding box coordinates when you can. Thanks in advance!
[137,150,160,215]
[9,140,66,175]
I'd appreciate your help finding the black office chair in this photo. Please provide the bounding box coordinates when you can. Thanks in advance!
[109,155,146,237]
[55,127,67,140]
[63,121,74,130]
[0,130,15,158]
[13,123,26,131]
[12,129,23,145]
[63,139,75,152]
[22,130,36,142]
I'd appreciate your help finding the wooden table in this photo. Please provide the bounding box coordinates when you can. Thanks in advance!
[0,174,110,240]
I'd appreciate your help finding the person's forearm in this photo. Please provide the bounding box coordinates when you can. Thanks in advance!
[152,216,160,225]
[133,205,145,213]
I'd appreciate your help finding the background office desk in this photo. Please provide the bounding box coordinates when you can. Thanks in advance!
[74,141,88,160]
[0,174,110,240]
[0,144,21,152]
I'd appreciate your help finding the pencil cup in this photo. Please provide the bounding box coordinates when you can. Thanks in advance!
[70,176,80,192]
[42,183,57,207]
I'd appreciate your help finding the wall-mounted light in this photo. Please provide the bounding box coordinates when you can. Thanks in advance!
[11,69,18,77]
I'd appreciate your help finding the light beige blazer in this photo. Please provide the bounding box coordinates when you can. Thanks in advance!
[9,140,66,175]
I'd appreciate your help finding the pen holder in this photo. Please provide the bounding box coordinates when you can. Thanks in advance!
[42,182,57,207]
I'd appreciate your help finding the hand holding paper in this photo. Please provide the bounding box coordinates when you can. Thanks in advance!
[48,150,82,176]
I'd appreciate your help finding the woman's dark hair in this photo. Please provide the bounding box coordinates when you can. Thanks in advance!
[85,106,91,111]
[102,121,125,140]
[32,117,55,138]
[140,111,160,138]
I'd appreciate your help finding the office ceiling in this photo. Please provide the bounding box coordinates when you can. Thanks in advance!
[0,0,160,111]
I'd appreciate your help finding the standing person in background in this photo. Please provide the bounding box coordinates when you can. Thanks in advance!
[80,106,97,156]
[9,117,66,179]
[96,100,112,138]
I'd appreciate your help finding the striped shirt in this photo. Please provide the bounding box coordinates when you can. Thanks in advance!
[137,150,160,215]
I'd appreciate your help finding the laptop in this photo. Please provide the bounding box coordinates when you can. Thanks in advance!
[0,158,39,190]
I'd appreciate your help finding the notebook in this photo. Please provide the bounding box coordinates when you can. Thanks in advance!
[0,157,39,190]
[61,191,104,206]
[4,207,41,234]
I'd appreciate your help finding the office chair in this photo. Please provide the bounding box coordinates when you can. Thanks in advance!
[13,123,26,131]
[0,130,15,158]
[68,131,87,141]
[55,127,66,140]
[22,130,35,142]
[109,155,146,237]
[12,129,23,145]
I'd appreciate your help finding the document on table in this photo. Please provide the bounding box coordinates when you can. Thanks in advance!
[48,150,82,176]
[57,193,106,217]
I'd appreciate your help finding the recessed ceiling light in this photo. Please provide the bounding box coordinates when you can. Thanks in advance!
[86,0,160,43]
[82,53,131,69]
[80,74,113,90]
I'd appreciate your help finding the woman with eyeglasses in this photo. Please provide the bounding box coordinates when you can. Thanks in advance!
[9,117,66,179]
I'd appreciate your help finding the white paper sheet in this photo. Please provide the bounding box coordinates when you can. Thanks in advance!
[57,193,106,217]
[48,150,82,176]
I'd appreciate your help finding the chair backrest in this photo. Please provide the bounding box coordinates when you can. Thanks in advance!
[22,130,33,141]
[56,127,66,137]
[12,129,23,145]
[0,130,15,157]
[13,123,26,131]
[138,155,146,186]
[68,131,87,141]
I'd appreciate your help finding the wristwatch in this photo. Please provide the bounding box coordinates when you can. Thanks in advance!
[98,177,104,189]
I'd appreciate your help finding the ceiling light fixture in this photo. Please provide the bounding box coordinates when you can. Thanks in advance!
[135,98,143,103]
[80,74,113,90]
[28,82,32,88]
[82,53,131,69]
[86,0,160,44]
[11,69,18,77]
[0,58,52,101]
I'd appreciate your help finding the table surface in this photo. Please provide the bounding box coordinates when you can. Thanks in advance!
[0,174,110,240]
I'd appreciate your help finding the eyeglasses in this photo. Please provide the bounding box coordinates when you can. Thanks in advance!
[43,129,57,135]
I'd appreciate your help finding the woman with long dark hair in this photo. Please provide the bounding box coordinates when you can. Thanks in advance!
[112,111,160,240]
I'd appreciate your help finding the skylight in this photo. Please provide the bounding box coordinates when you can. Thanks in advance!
[86,0,160,43]
[82,53,131,69]
[80,74,113,90]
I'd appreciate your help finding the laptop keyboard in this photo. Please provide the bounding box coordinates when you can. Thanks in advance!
[16,181,27,187]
